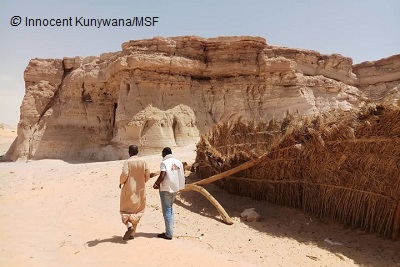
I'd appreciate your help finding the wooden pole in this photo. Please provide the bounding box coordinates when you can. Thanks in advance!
[180,153,269,225]
[193,137,287,186]
[193,152,269,186]
[181,138,281,225]
[181,184,234,225]
[392,201,400,241]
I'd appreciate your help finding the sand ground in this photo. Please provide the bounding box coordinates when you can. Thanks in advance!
[0,128,399,267]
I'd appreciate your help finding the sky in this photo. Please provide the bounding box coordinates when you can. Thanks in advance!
[0,0,399,126]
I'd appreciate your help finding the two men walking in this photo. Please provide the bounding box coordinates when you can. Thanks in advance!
[119,146,185,240]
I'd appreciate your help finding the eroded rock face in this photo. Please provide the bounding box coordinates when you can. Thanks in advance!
[353,55,400,105]
[6,36,400,161]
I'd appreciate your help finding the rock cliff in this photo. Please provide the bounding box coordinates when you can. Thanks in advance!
[5,36,400,161]
[353,54,400,104]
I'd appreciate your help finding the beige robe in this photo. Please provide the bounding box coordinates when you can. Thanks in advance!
[120,156,150,214]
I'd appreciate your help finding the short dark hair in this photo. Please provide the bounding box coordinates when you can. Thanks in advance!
[129,145,139,156]
[162,147,172,157]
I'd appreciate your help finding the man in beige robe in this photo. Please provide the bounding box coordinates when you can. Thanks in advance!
[119,145,150,240]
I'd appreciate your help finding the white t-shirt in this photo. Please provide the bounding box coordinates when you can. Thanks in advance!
[160,154,185,193]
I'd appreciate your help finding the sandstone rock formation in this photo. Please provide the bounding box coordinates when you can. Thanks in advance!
[4,36,400,161]
[353,54,400,105]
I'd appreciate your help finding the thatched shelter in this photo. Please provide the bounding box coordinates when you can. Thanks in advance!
[195,104,400,239]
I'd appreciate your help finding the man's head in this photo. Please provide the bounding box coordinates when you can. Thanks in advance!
[128,145,139,156]
[162,147,172,157]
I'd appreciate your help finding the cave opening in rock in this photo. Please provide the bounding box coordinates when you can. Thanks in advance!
[112,103,118,128]
[172,117,178,144]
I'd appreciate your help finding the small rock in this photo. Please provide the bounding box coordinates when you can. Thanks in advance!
[240,208,261,222]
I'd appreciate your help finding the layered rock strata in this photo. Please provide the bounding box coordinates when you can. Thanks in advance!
[353,55,400,104]
[5,36,400,161]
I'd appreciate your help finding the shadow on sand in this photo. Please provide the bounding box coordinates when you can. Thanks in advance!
[86,233,159,247]
[86,236,128,247]
[177,172,400,267]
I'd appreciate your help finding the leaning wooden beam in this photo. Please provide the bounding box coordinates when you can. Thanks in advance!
[193,137,287,186]
[181,184,234,225]
[193,152,269,186]
[182,139,283,225]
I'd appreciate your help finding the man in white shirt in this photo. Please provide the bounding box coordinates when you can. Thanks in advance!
[153,147,185,240]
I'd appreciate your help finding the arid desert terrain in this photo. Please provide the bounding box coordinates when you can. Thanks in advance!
[1,126,399,267]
